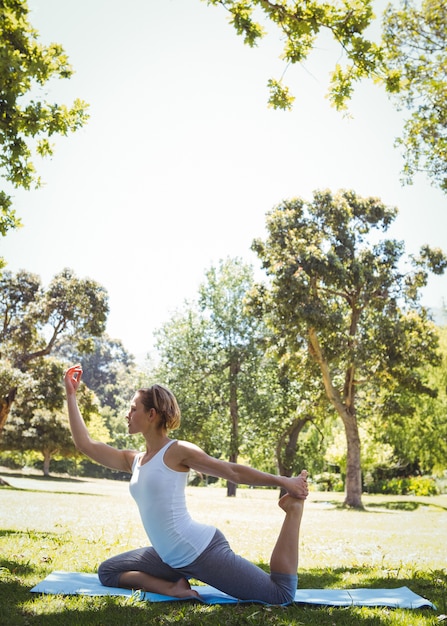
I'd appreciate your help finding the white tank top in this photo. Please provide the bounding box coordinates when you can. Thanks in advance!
[129,439,216,568]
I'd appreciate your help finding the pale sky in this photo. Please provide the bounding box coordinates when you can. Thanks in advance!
[2,0,447,360]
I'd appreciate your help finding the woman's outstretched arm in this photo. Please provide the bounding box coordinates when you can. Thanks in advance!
[64,364,135,473]
[170,440,308,499]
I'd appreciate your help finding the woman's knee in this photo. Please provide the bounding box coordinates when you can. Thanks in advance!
[271,572,298,604]
[98,559,122,588]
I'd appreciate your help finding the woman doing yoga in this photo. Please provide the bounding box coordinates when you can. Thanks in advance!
[64,363,308,604]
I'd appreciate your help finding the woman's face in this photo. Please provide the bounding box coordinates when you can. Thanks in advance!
[126,393,150,434]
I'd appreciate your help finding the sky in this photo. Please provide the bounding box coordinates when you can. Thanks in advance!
[2,0,447,361]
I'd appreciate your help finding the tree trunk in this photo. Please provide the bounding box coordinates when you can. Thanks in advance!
[341,412,363,508]
[276,416,312,497]
[0,388,17,433]
[308,328,364,509]
[226,358,240,497]
[43,450,51,476]
[226,475,237,497]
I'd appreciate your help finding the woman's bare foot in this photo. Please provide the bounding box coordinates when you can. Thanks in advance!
[170,577,200,599]
[278,493,305,519]
[119,570,200,599]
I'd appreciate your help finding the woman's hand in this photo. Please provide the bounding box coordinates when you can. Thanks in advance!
[64,364,83,395]
[284,470,309,499]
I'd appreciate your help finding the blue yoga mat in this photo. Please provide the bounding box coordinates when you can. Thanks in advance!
[30,571,436,609]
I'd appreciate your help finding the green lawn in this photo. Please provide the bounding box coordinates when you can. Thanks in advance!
[1,468,446,625]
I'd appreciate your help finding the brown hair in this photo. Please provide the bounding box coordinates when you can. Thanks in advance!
[137,384,181,431]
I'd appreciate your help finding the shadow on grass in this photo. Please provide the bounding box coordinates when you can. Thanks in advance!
[0,556,37,576]
[0,472,86,484]
[299,567,446,613]
[318,499,447,512]
[366,501,447,512]
[299,566,446,588]
[1,486,102,496]
[1,596,310,626]
[0,528,69,539]
[0,481,104,497]
[0,471,104,497]
[1,566,444,626]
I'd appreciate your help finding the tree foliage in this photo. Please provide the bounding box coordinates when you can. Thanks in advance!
[155,258,266,495]
[207,0,447,194]
[0,358,104,475]
[252,189,446,507]
[371,324,447,476]
[242,350,330,483]
[55,334,140,453]
[154,304,229,460]
[0,268,109,432]
[382,0,447,191]
[0,0,89,249]
[206,0,382,110]
[56,335,136,412]
[154,257,330,491]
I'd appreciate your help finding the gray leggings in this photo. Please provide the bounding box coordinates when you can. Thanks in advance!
[98,529,298,604]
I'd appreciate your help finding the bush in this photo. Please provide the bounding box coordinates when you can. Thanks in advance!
[0,453,22,470]
[435,474,447,494]
[368,475,439,496]
[407,476,439,496]
[313,472,344,492]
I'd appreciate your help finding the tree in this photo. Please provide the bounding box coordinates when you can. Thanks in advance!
[198,258,268,495]
[252,189,446,508]
[371,324,447,476]
[55,334,140,452]
[154,305,225,459]
[206,0,382,110]
[0,357,106,475]
[155,258,336,492]
[155,299,328,489]
[2,407,74,476]
[0,268,108,432]
[382,0,447,192]
[0,0,89,249]
[155,258,267,496]
[56,334,136,411]
[241,350,329,489]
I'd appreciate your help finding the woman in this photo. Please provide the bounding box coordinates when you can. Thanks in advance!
[64,363,308,604]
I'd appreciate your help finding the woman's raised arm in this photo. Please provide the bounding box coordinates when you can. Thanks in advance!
[64,364,135,473]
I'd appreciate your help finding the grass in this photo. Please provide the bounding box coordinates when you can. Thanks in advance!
[0,467,446,625]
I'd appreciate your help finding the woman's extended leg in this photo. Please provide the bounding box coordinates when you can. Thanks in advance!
[182,489,305,604]
[270,493,304,575]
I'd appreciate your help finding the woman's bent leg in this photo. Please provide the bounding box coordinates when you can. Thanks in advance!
[98,547,198,598]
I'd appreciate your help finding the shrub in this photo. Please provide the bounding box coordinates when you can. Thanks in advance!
[313,472,344,492]
[368,475,439,496]
[407,476,439,496]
